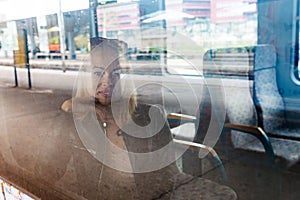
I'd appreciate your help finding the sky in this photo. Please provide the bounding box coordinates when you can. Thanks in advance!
[0,0,89,22]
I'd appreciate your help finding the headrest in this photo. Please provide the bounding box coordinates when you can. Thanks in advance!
[254,45,276,71]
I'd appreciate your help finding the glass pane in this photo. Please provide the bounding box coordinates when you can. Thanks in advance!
[95,0,257,77]
[0,1,299,200]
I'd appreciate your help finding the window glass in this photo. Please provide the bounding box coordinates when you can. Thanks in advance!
[0,0,258,77]
[2,1,300,200]
[94,0,258,77]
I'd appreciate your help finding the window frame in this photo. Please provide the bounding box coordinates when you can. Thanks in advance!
[292,0,300,82]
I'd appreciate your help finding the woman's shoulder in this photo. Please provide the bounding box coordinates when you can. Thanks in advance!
[61,97,95,113]
[61,98,73,113]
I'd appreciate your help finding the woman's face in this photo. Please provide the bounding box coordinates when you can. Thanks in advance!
[93,61,120,106]
[90,43,121,106]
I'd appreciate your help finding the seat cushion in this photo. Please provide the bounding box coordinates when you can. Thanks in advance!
[235,136,300,163]
[270,127,300,139]
[162,176,237,200]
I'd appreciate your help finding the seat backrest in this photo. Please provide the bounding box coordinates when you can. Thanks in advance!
[203,47,258,148]
[253,45,286,133]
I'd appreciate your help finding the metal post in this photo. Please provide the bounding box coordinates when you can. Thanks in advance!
[160,0,167,66]
[64,13,76,59]
[27,18,36,59]
[14,66,18,87]
[57,0,66,72]
[1,182,6,200]
[23,28,31,89]
[68,31,76,59]
[102,6,106,38]
[89,0,99,39]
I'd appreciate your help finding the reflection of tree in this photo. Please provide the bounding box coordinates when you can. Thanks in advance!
[50,35,60,44]
[67,9,90,52]
[75,34,89,52]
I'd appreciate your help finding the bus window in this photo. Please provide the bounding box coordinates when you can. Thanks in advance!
[0,1,300,200]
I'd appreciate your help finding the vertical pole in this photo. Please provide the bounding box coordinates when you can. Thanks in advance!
[1,182,6,200]
[64,13,76,59]
[68,31,76,59]
[89,0,99,41]
[24,28,31,89]
[102,6,106,38]
[160,0,167,66]
[27,18,36,59]
[14,66,18,87]
[58,0,66,72]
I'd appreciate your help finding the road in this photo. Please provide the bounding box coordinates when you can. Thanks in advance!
[0,65,77,91]
[0,63,249,117]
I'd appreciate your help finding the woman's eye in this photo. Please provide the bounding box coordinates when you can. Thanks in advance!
[113,72,120,76]
[94,72,102,77]
[112,70,121,77]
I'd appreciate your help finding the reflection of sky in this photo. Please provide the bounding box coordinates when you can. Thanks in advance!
[0,0,89,22]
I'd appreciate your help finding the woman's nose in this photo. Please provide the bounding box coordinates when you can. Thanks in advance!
[100,72,112,86]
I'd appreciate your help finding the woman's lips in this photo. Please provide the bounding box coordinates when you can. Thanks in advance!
[97,90,112,98]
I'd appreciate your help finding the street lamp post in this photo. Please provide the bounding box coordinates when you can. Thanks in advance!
[89,0,99,39]
[65,13,76,59]
[57,0,66,72]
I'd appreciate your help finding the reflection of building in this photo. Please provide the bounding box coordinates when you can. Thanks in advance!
[211,0,257,23]
[166,0,257,25]
[46,14,59,39]
[96,0,258,48]
[166,0,210,27]
[44,10,90,53]
[97,0,257,34]
[97,2,140,36]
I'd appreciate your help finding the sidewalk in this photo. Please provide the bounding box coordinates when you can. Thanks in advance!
[0,53,88,71]
[0,86,77,199]
[0,51,251,77]
[0,53,164,75]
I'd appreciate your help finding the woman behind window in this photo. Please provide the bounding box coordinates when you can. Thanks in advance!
[62,38,237,199]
